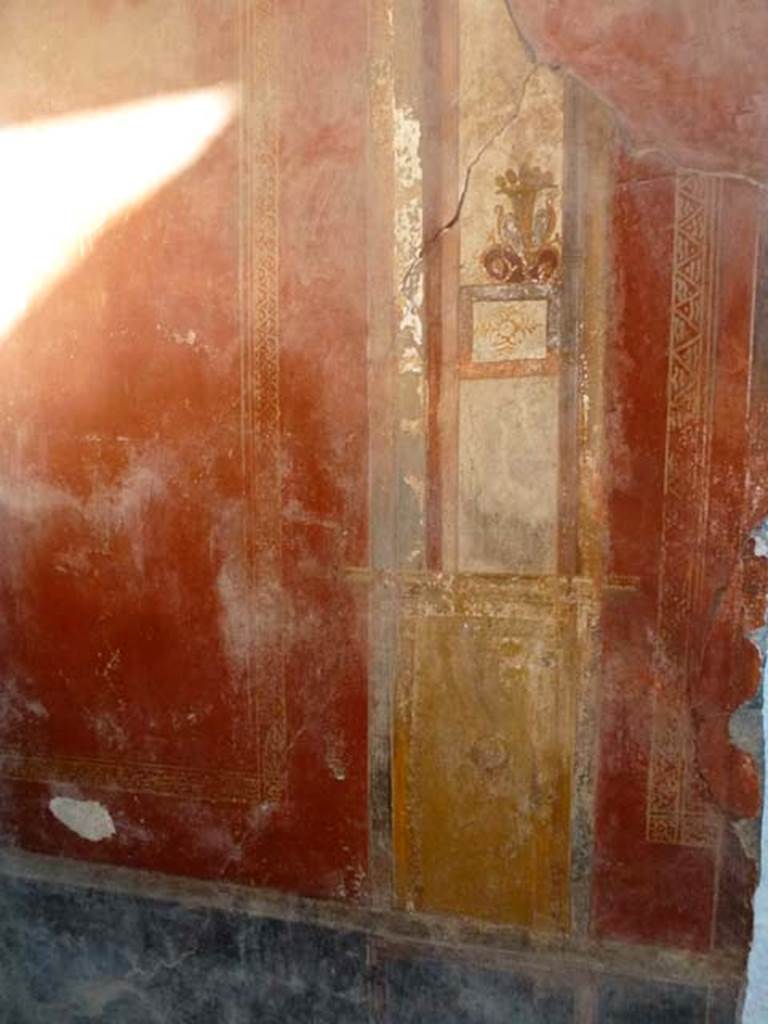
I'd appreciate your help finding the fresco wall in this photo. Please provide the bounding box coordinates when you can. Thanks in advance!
[0,0,766,1020]
[0,0,369,898]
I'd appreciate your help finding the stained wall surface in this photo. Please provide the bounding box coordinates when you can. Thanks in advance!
[0,0,370,899]
[0,0,766,1021]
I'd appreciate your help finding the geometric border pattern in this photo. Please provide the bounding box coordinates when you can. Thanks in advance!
[237,0,287,801]
[647,172,722,847]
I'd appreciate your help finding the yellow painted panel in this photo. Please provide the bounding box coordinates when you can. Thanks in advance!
[393,585,573,930]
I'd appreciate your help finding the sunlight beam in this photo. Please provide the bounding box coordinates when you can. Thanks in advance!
[0,84,238,341]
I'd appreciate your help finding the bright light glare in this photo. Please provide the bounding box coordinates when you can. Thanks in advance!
[0,85,237,340]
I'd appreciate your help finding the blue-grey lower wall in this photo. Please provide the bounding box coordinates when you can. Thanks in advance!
[382,956,575,1023]
[0,875,742,1023]
[0,877,368,1024]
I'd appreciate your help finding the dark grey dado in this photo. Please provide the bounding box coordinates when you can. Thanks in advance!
[382,954,575,1023]
[0,876,368,1023]
[0,873,741,1023]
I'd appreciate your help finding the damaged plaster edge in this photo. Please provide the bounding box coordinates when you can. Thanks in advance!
[393,96,428,567]
[394,104,422,192]
[743,520,768,1022]
[501,0,768,194]
[741,650,768,1022]
[393,103,424,363]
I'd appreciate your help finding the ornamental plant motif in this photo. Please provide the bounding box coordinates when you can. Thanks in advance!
[481,162,561,284]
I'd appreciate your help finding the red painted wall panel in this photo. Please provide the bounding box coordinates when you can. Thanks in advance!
[594,146,761,953]
[0,0,369,901]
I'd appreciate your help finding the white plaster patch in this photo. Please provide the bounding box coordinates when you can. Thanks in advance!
[394,105,422,191]
[395,194,423,244]
[394,108,424,362]
[403,473,425,513]
[49,797,116,842]
[399,345,423,375]
[398,270,424,355]
[754,528,768,559]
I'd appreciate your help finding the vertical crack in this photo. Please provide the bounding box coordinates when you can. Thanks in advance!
[400,63,540,295]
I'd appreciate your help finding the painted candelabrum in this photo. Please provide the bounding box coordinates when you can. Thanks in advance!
[481,162,561,284]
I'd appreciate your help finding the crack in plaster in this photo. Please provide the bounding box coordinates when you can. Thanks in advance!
[629,148,768,194]
[400,64,539,298]
[502,0,768,191]
[125,924,211,984]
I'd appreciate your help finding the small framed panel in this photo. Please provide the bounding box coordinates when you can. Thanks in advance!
[459,284,561,378]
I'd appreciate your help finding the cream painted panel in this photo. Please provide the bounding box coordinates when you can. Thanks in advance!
[458,376,558,573]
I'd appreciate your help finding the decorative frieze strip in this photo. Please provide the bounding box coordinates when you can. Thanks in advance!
[647,171,722,848]
[237,0,286,801]
[0,751,262,804]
